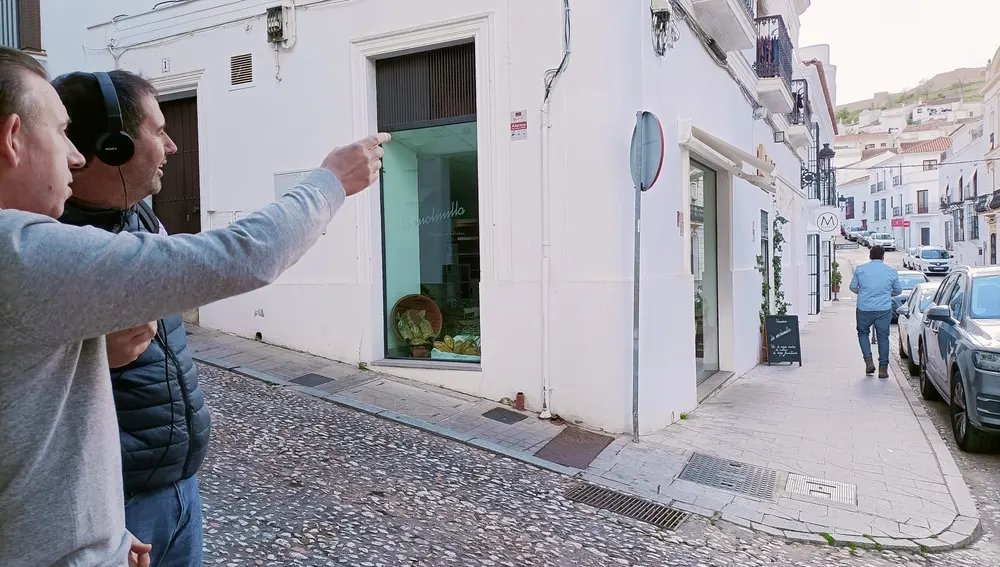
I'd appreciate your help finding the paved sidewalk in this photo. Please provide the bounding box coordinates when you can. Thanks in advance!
[188,296,981,552]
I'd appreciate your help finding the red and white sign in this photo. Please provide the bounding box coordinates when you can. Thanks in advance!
[903,220,911,227]
[510,110,528,141]
[891,218,903,228]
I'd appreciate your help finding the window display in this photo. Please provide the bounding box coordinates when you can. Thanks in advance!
[381,122,481,362]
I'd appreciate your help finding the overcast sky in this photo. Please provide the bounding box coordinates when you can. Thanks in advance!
[799,0,1000,105]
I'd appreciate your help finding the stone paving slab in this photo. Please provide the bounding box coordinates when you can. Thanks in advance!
[185,298,981,551]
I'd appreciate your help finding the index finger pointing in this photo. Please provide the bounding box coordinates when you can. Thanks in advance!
[362,133,391,148]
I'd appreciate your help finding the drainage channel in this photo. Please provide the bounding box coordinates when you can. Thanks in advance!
[564,483,689,531]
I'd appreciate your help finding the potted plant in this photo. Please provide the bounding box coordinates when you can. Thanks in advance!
[831,261,843,297]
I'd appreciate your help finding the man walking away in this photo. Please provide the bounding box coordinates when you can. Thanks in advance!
[849,245,902,378]
[54,70,209,566]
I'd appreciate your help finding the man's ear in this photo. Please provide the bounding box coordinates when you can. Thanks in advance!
[0,113,22,168]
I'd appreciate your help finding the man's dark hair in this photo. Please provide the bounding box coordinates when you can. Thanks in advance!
[0,47,48,123]
[870,245,885,260]
[51,70,157,162]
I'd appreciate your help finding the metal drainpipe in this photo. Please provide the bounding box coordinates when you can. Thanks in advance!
[539,0,571,420]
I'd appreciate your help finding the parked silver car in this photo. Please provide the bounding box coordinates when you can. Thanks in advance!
[918,266,1000,452]
[891,271,930,323]
[896,281,941,375]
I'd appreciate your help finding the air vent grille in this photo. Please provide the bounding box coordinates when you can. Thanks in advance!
[230,53,253,87]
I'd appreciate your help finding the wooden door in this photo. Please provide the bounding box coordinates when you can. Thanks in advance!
[154,96,201,234]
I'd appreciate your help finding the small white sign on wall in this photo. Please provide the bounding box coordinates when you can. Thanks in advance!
[510,110,528,141]
[161,58,171,73]
[815,211,840,234]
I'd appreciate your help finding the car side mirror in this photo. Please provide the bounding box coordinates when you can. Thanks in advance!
[896,306,909,316]
[924,305,953,323]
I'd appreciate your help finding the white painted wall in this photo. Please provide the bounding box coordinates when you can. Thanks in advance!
[60,0,832,435]
[39,0,89,76]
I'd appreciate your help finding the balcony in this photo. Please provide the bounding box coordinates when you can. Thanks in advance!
[690,0,757,53]
[754,15,794,114]
[905,203,914,214]
[917,204,929,214]
[787,79,813,148]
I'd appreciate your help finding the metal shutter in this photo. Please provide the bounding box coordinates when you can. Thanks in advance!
[375,42,476,131]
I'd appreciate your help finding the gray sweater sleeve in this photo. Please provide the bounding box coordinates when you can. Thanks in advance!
[0,168,345,345]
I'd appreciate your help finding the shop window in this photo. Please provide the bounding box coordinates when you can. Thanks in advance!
[376,43,480,363]
[381,122,481,362]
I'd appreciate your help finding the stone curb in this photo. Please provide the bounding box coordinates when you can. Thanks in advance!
[193,355,582,478]
[196,349,979,553]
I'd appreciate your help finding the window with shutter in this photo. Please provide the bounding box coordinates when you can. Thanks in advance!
[16,0,41,53]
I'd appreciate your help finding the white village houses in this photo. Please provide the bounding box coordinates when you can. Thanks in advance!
[47,0,839,435]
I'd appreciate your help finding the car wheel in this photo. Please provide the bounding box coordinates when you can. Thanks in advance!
[905,337,920,376]
[950,370,993,453]
[919,345,940,400]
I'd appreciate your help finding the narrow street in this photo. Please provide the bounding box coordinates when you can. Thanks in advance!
[198,352,1000,566]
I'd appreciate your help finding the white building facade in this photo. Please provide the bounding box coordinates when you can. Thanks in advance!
[52,0,837,435]
[940,119,989,265]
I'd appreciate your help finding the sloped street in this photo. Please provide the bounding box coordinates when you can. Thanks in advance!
[198,360,1000,566]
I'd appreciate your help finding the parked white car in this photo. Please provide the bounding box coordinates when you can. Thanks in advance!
[912,246,955,275]
[870,233,896,251]
[896,281,942,375]
[902,247,915,269]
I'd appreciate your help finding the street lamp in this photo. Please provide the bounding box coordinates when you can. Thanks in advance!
[818,143,837,206]
[801,140,838,204]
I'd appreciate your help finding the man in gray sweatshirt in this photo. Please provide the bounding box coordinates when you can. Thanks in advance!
[0,47,389,567]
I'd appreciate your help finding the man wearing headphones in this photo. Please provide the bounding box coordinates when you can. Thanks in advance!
[0,46,388,567]
[52,70,208,566]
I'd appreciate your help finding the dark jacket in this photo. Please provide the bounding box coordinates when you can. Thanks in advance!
[59,199,211,495]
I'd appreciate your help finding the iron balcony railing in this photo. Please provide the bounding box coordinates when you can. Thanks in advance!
[893,176,901,187]
[754,15,793,92]
[972,124,985,140]
[918,204,929,214]
[788,79,811,126]
[877,181,885,192]
[741,0,755,19]
[905,203,914,214]
[870,184,876,194]
[1,0,18,49]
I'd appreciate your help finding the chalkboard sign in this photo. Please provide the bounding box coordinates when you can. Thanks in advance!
[764,315,802,366]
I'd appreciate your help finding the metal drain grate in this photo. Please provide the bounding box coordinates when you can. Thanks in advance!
[678,453,778,500]
[785,474,857,505]
[564,483,689,531]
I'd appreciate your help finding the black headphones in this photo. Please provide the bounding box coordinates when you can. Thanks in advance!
[92,71,135,167]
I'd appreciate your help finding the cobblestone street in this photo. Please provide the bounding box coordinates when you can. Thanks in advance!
[199,363,999,566]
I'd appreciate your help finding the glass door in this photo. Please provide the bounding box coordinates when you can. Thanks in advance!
[691,160,719,383]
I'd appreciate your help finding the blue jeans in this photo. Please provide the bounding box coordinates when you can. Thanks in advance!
[856,309,892,368]
[125,475,203,567]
